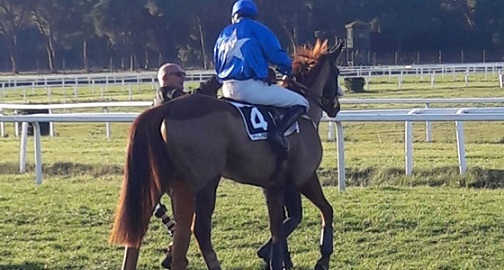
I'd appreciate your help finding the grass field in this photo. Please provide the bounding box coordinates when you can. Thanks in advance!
[1,73,504,269]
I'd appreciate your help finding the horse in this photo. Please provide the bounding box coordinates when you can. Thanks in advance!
[109,38,344,270]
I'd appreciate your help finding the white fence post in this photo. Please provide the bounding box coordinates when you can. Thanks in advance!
[455,109,469,174]
[336,122,346,192]
[327,121,335,141]
[499,70,503,89]
[455,120,467,174]
[14,109,19,137]
[49,109,55,137]
[425,103,432,142]
[465,70,469,87]
[104,107,111,138]
[33,122,43,184]
[0,108,4,137]
[19,122,28,173]
[405,120,413,176]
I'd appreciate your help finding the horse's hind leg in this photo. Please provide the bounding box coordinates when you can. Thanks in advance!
[193,177,222,270]
[258,185,302,269]
[170,181,195,270]
[299,173,334,270]
[121,246,140,270]
[264,184,286,270]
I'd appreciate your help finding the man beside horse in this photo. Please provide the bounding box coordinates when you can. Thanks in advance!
[151,61,302,270]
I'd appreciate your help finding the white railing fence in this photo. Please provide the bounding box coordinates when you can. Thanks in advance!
[1,63,503,101]
[2,109,504,190]
[3,98,504,140]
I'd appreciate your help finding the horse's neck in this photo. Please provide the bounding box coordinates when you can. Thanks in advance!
[305,80,325,124]
[307,102,323,125]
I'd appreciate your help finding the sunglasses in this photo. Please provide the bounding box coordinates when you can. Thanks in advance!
[168,71,186,77]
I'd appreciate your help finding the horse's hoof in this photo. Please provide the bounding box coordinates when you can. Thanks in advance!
[283,252,293,269]
[314,264,328,270]
[257,244,271,262]
[161,254,172,269]
[314,258,329,270]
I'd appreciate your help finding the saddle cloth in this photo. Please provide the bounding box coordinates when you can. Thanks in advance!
[229,101,299,141]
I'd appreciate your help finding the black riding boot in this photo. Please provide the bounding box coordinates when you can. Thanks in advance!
[268,105,305,156]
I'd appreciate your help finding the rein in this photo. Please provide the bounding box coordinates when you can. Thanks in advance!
[288,79,327,110]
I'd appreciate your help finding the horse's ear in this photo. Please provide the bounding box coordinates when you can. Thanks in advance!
[321,39,329,50]
[330,38,345,59]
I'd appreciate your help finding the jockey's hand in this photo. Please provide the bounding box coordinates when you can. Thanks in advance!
[282,74,296,83]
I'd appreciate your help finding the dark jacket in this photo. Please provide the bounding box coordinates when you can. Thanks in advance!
[152,86,186,106]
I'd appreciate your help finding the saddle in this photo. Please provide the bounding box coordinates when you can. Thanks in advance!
[226,99,299,141]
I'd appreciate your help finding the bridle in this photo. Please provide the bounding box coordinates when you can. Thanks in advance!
[288,57,340,112]
[288,79,327,109]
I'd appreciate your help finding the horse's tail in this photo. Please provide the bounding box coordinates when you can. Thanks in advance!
[109,104,172,247]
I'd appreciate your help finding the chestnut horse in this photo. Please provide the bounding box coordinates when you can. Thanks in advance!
[110,39,344,270]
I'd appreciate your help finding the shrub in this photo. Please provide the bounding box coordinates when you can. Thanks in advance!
[344,77,366,92]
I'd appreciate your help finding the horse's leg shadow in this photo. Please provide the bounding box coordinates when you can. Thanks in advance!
[298,173,334,270]
[193,177,222,270]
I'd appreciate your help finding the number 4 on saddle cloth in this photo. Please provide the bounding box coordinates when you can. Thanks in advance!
[229,101,300,141]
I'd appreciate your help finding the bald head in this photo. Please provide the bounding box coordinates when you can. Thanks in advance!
[157,63,186,90]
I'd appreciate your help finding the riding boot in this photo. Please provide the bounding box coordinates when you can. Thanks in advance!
[268,105,305,156]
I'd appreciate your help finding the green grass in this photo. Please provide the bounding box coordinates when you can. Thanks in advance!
[1,73,504,269]
[1,177,504,270]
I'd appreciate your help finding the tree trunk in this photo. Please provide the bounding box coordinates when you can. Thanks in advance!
[8,32,19,74]
[83,39,89,72]
[144,49,149,69]
[46,38,56,72]
[197,16,207,69]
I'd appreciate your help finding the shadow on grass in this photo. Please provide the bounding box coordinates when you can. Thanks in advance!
[318,166,504,188]
[0,162,123,177]
[2,161,504,189]
[0,263,45,270]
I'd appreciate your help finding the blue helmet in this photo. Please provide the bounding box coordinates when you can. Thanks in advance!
[231,0,258,18]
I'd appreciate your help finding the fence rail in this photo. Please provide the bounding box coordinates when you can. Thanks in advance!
[1,62,503,89]
[3,98,504,139]
[2,108,504,189]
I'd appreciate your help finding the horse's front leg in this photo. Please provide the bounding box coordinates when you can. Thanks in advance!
[265,184,286,270]
[193,177,222,270]
[299,173,334,270]
[170,181,195,270]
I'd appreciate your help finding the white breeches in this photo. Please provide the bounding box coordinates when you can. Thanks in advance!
[222,79,309,110]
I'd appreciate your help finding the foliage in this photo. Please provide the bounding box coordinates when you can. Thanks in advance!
[1,0,504,72]
[343,77,366,92]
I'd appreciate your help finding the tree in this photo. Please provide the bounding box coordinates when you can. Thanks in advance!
[0,0,31,73]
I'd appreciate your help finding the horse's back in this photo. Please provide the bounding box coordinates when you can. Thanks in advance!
[161,95,323,191]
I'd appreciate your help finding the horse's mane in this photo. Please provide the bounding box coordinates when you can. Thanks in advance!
[292,39,329,73]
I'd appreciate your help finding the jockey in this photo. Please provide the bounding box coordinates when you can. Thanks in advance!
[213,0,309,155]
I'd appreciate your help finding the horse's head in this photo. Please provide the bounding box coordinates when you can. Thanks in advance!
[291,39,345,119]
